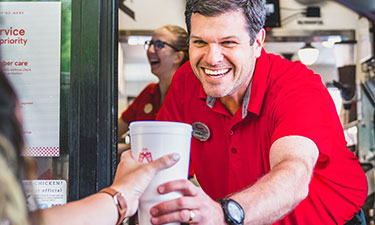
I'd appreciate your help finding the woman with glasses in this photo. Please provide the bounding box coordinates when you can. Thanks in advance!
[118,25,188,150]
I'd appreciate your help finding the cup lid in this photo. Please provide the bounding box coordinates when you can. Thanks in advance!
[129,121,192,135]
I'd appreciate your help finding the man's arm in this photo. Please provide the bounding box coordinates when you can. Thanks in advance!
[150,135,319,225]
[230,135,319,224]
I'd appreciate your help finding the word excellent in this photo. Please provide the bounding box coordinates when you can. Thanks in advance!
[0,27,28,46]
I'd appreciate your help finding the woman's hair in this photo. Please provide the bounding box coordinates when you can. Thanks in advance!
[185,0,266,45]
[0,69,24,155]
[0,69,35,225]
[163,25,189,66]
[0,136,30,225]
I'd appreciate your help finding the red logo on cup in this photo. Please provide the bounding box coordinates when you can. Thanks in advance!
[138,147,153,162]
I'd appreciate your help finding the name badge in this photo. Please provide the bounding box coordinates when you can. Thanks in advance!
[143,103,153,114]
[192,122,210,141]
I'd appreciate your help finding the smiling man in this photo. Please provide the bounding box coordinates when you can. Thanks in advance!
[153,0,368,224]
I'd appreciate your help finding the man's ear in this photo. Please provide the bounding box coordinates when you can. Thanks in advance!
[254,29,265,58]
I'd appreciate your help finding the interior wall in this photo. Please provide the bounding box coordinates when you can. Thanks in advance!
[275,0,359,30]
[119,41,157,114]
[263,41,339,84]
[119,0,186,30]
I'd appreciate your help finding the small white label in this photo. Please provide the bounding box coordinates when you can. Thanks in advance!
[22,180,67,211]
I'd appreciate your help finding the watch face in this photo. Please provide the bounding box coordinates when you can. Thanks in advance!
[227,201,244,223]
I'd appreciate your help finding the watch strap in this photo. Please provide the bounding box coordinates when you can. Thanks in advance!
[100,187,127,225]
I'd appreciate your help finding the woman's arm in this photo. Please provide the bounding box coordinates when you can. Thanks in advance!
[40,151,180,225]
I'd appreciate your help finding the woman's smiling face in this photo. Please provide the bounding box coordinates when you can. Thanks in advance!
[147,27,179,79]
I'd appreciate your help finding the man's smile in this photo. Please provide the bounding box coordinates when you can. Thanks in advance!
[203,68,231,79]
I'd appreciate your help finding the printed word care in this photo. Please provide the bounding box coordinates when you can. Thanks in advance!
[1,61,28,66]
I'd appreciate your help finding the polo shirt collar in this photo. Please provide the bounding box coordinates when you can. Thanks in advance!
[248,48,269,116]
[206,95,216,108]
[241,79,252,118]
[199,48,270,117]
[150,83,160,95]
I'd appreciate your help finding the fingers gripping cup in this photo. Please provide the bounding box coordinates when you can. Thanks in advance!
[129,121,192,225]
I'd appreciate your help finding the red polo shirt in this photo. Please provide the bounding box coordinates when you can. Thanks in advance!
[157,49,367,224]
[121,83,161,124]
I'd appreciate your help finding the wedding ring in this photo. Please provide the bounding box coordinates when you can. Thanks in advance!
[188,209,195,224]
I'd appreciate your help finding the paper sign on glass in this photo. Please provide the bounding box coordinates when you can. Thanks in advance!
[0,2,61,157]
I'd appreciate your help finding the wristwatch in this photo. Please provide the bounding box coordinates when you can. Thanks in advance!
[99,187,127,225]
[217,198,245,225]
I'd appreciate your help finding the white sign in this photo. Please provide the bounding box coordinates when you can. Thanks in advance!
[23,180,67,211]
[0,2,61,157]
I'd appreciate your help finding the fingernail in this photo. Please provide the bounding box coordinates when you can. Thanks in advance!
[150,207,158,216]
[172,153,180,162]
[158,186,165,193]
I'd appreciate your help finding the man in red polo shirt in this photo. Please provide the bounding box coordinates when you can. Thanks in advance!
[149,0,368,225]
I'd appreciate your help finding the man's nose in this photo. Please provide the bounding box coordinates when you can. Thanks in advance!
[203,44,223,65]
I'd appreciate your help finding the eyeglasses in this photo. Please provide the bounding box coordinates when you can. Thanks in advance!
[144,40,179,51]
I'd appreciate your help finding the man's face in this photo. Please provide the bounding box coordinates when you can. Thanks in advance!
[189,11,264,99]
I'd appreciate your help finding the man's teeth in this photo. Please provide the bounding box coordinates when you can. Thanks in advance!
[204,68,229,76]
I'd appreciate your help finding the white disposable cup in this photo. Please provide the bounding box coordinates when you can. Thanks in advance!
[129,121,192,225]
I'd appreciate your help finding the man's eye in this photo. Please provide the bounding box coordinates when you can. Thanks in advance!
[221,41,237,48]
[192,40,206,47]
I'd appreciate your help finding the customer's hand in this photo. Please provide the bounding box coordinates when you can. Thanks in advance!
[111,150,180,217]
